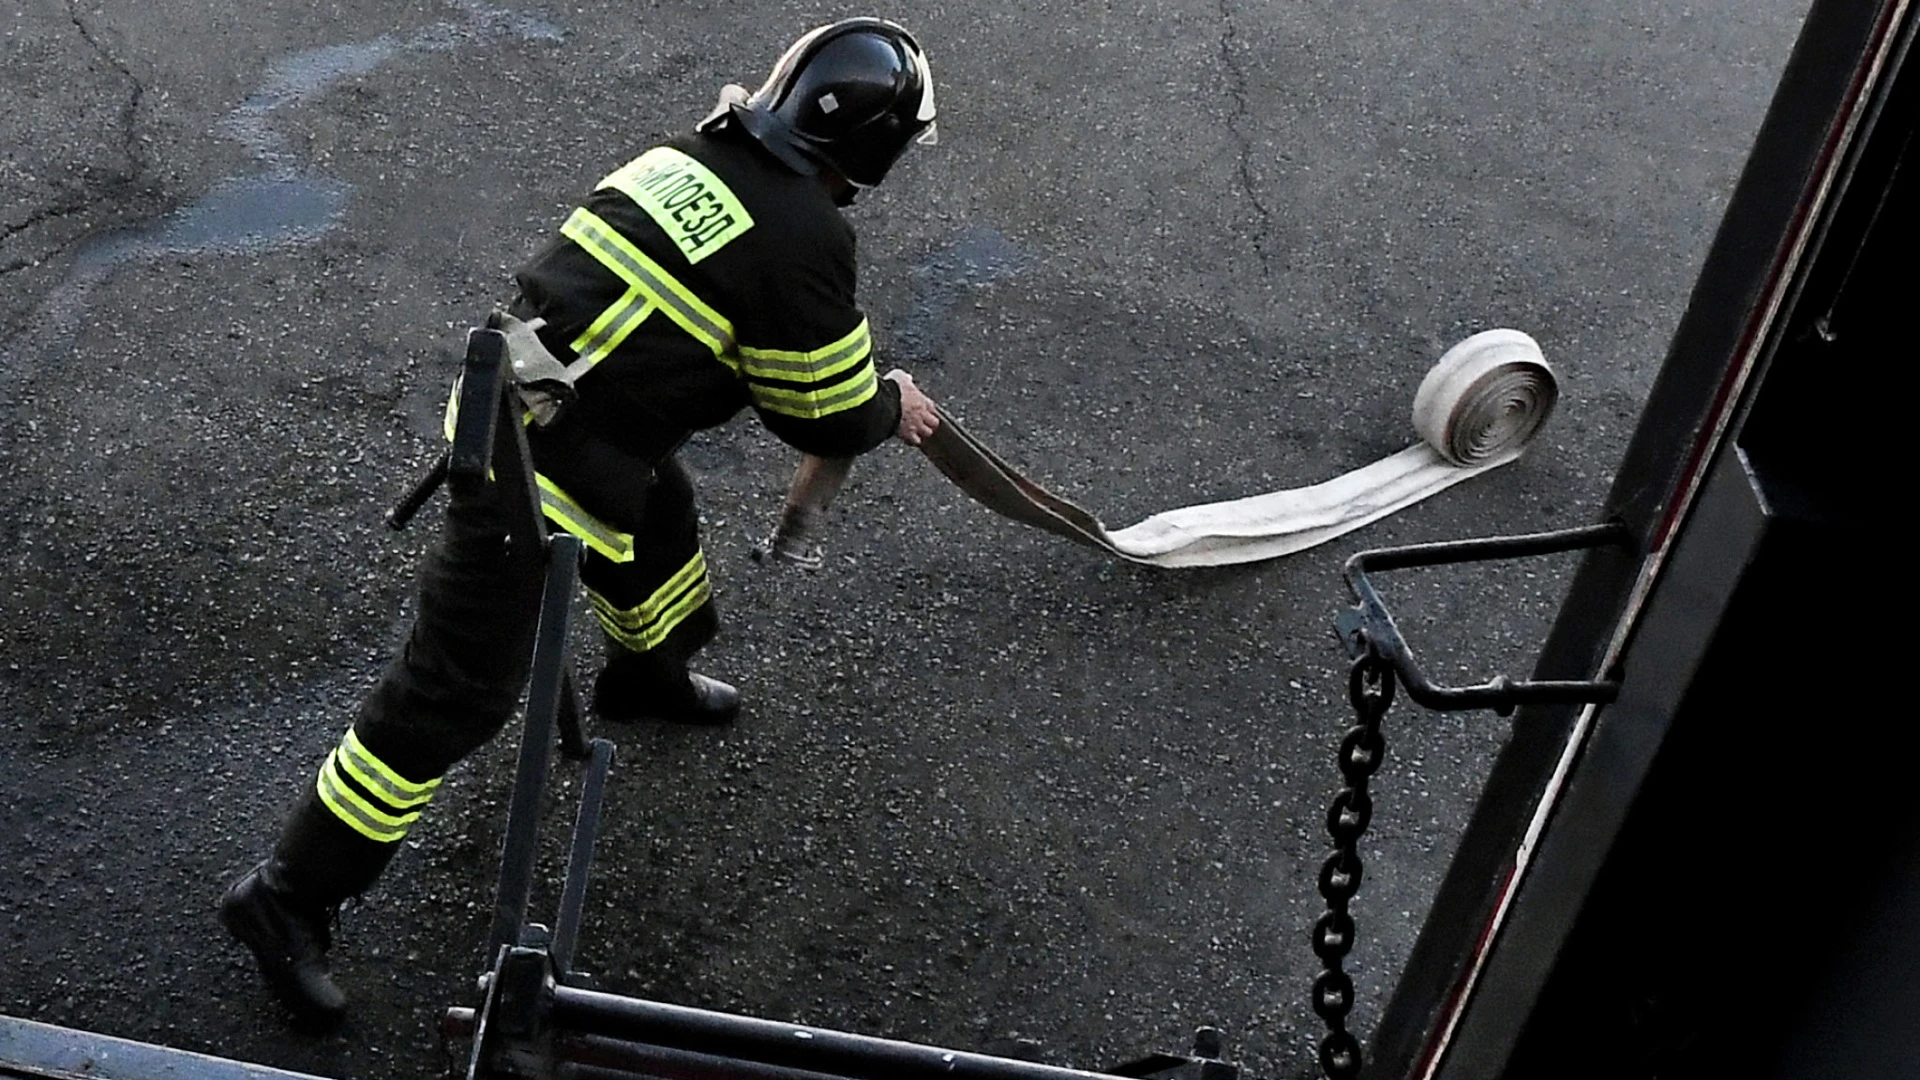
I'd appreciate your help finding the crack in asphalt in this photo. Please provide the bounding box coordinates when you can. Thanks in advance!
[0,6,150,333]
[0,7,148,266]
[66,0,149,190]
[0,0,565,356]
[1,200,88,249]
[1217,0,1277,276]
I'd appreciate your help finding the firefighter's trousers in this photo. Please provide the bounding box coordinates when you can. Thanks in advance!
[270,447,716,907]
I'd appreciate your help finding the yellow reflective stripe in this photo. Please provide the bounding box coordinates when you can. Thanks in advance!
[593,550,706,628]
[597,147,755,265]
[738,319,872,384]
[560,208,736,358]
[535,474,635,563]
[316,751,416,843]
[339,729,440,808]
[589,551,710,652]
[649,576,713,646]
[568,290,656,369]
[750,361,880,419]
[593,578,713,652]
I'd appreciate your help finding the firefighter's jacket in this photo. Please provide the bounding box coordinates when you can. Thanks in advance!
[512,125,904,476]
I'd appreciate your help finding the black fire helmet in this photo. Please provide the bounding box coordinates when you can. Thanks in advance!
[703,18,938,190]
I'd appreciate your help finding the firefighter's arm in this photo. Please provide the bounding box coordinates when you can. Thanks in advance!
[754,453,856,569]
[754,371,940,569]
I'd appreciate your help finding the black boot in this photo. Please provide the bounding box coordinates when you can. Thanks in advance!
[220,860,347,1027]
[592,666,741,725]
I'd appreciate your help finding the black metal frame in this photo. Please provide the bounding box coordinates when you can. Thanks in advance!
[1362,1,1918,1076]
[449,979,1237,1080]
[433,327,1237,1080]
[425,323,619,979]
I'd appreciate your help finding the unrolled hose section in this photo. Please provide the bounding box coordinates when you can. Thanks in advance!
[817,328,1562,569]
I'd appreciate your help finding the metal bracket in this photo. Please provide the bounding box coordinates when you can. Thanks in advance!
[1337,522,1633,715]
[550,736,616,979]
[466,945,559,1080]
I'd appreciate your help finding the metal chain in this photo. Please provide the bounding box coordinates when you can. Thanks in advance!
[1311,639,1396,1079]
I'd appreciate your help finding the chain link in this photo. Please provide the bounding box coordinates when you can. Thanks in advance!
[1311,640,1395,1079]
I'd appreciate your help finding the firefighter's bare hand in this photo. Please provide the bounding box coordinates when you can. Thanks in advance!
[885,369,940,446]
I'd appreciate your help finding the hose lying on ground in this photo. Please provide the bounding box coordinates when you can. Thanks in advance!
[915,328,1558,568]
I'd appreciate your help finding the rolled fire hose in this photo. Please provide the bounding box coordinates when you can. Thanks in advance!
[761,329,1557,569]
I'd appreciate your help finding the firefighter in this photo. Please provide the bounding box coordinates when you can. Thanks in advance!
[219,17,942,1026]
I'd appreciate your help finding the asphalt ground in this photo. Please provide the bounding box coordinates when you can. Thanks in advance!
[2,1,1806,1077]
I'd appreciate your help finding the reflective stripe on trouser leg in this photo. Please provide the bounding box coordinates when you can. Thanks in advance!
[574,454,718,669]
[270,459,549,907]
[589,549,711,653]
[271,719,461,906]
[313,727,443,843]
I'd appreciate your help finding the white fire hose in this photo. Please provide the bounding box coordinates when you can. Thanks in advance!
[761,329,1558,568]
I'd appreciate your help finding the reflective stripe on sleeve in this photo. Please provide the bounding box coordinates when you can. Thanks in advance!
[738,319,872,384]
[738,318,879,419]
[748,361,881,420]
